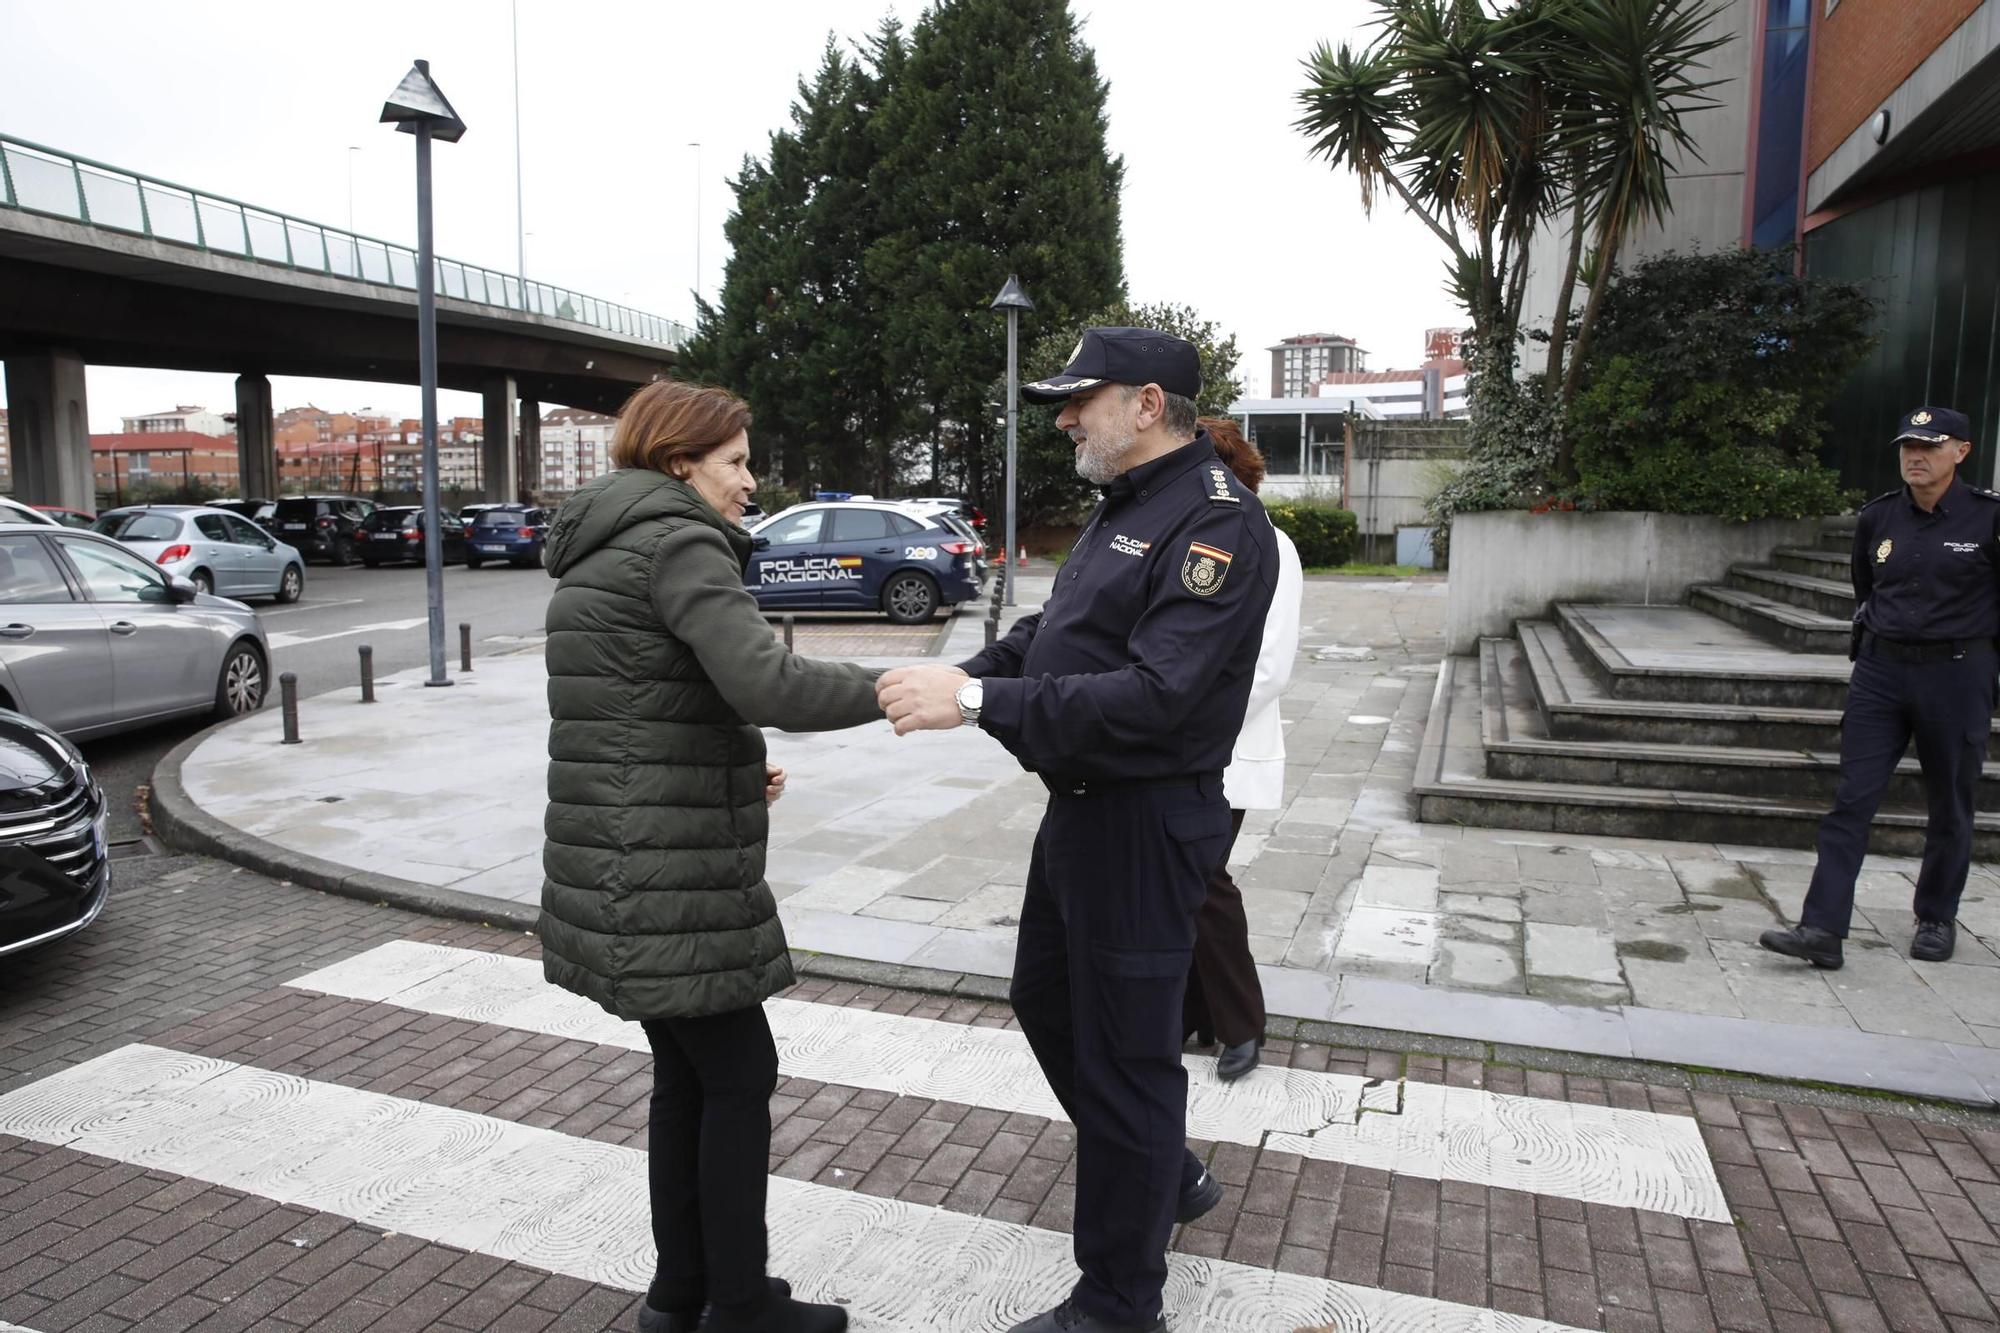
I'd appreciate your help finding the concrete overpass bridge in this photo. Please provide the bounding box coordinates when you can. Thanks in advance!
[0,134,688,507]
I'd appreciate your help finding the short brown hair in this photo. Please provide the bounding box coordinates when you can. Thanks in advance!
[609,380,752,478]
[1200,416,1265,494]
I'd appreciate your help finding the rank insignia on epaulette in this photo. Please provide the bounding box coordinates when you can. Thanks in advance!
[1206,466,1240,504]
[1182,541,1233,595]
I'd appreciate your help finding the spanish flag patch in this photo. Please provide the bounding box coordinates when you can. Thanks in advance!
[1181,541,1233,596]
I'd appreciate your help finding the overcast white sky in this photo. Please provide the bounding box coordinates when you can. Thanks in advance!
[0,0,1457,433]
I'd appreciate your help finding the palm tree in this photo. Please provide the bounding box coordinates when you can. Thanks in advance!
[1296,0,1728,479]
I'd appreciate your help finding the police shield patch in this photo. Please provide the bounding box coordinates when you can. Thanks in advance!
[1181,541,1233,596]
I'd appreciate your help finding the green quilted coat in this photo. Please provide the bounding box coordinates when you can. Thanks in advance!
[540,468,880,1020]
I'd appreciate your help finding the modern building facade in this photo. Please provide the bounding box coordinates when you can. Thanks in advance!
[1268,333,1366,398]
[1518,0,2000,495]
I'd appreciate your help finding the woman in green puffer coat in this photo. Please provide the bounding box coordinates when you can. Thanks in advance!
[542,381,879,1333]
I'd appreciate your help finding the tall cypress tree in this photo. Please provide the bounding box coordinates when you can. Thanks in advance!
[868,0,1125,513]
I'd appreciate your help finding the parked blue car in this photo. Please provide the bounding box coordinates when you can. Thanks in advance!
[464,507,551,569]
[746,500,983,623]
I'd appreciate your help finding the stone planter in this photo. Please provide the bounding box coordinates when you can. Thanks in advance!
[1444,510,1821,653]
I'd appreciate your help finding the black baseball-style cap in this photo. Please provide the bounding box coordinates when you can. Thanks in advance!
[1892,405,1972,444]
[1021,327,1202,404]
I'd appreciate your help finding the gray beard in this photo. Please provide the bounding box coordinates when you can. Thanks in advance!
[1073,428,1134,485]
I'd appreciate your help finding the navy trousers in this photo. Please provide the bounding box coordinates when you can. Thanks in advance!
[1010,777,1234,1326]
[1801,648,1995,937]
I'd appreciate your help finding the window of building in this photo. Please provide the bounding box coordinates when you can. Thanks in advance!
[1749,0,1810,250]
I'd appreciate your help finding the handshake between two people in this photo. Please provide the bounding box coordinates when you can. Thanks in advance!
[875,665,971,737]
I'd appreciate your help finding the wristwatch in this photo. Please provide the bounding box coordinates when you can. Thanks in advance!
[955,679,983,726]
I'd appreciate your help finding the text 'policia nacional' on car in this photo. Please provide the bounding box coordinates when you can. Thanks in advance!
[94,506,306,603]
[0,706,110,959]
[358,506,468,568]
[465,506,551,569]
[0,524,271,740]
[746,499,982,624]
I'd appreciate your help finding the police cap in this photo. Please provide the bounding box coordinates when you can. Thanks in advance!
[1021,327,1201,404]
[1892,405,1972,445]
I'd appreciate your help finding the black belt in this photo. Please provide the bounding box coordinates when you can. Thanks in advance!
[1038,773,1216,799]
[1860,631,1997,663]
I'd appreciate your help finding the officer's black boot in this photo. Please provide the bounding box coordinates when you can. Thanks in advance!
[1758,924,1844,969]
[1214,1038,1260,1083]
[1176,1155,1222,1223]
[642,1280,792,1333]
[1911,918,1957,962]
[693,1286,841,1333]
[1004,1297,1165,1333]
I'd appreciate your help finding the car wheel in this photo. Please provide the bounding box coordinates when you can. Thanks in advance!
[213,642,267,720]
[882,572,939,625]
[361,556,381,568]
[275,564,304,603]
[334,536,356,566]
[190,569,214,595]
[466,556,483,570]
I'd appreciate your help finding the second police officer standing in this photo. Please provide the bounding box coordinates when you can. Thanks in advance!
[877,328,1278,1333]
[1762,406,1994,969]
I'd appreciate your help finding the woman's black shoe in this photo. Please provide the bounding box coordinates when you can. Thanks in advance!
[639,1279,794,1332]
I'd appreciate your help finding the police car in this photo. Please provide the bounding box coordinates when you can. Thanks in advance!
[746,500,983,623]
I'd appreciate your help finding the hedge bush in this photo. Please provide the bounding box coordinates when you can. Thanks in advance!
[1266,500,1357,567]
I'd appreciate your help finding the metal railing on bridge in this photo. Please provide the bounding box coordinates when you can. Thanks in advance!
[0,134,689,350]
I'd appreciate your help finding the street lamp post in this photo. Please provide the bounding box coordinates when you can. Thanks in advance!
[380,59,466,689]
[989,274,1033,607]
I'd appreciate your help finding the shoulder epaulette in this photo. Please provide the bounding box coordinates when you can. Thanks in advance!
[1970,486,2000,502]
[1859,489,1900,511]
[1200,463,1241,505]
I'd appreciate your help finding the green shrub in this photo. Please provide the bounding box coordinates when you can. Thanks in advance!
[1267,500,1357,567]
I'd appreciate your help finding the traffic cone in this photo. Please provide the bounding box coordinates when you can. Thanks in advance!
[1017,547,1028,567]
[996,545,1007,565]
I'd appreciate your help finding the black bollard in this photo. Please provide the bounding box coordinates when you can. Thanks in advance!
[358,645,375,703]
[279,672,300,744]
[985,616,997,647]
[783,614,795,651]
[459,622,473,672]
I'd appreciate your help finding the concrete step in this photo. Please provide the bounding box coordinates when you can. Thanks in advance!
[1818,524,1858,555]
[1771,546,1851,580]
[1553,602,1853,710]
[1483,638,1999,805]
[1687,584,1850,655]
[1518,620,2000,760]
[1414,651,2000,856]
[1726,564,1856,620]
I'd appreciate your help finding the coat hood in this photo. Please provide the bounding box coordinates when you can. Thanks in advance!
[545,467,749,577]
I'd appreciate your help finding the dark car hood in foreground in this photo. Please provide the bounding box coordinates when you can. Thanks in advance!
[0,709,77,798]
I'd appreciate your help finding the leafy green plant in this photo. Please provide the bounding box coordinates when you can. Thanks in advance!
[1267,499,1358,567]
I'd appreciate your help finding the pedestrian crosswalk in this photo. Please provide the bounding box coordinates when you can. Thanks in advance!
[290,942,1729,1222]
[0,940,1743,1332]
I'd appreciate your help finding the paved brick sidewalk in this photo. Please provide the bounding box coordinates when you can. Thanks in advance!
[3,851,1998,1331]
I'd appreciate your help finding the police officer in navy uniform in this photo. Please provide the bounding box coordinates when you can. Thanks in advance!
[1762,406,1995,970]
[877,328,1277,1333]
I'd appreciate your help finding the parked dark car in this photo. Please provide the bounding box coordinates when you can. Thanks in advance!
[0,707,109,958]
[211,498,277,527]
[357,506,468,567]
[746,500,981,624]
[270,495,376,564]
[464,507,551,569]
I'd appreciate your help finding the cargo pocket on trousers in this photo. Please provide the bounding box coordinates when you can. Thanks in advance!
[1091,944,1190,1061]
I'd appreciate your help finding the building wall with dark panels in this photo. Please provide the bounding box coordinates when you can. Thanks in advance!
[1808,0,1982,171]
[1805,167,2000,496]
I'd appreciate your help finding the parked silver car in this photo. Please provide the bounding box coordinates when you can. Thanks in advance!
[94,505,306,603]
[0,524,270,739]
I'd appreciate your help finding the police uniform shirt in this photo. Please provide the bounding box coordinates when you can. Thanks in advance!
[1852,476,2000,642]
[958,432,1278,781]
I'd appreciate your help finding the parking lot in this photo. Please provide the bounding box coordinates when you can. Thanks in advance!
[74,559,961,844]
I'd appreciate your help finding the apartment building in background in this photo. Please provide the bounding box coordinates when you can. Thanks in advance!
[1267,333,1366,398]
[540,408,619,497]
[120,404,232,437]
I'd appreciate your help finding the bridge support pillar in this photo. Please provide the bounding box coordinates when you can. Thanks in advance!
[4,350,93,510]
[518,399,542,502]
[234,374,277,500]
[480,376,518,503]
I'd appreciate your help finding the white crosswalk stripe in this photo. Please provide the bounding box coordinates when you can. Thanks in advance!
[289,941,1729,1223]
[0,1044,1595,1333]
